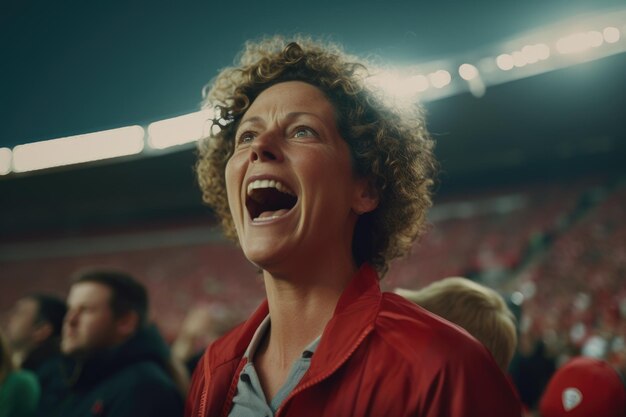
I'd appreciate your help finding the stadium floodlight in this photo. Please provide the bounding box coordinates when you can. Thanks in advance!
[500,44,550,69]
[365,69,434,106]
[555,31,606,54]
[496,54,514,71]
[409,74,430,93]
[0,147,12,175]
[603,26,621,43]
[488,7,625,84]
[512,51,527,67]
[429,70,451,89]
[367,70,418,100]
[587,30,604,47]
[458,63,485,97]
[12,126,145,173]
[520,45,540,64]
[147,108,215,150]
[534,43,551,60]
[381,72,409,98]
[459,63,479,81]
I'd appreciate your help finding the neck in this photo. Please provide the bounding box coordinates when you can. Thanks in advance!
[11,349,28,368]
[260,256,358,368]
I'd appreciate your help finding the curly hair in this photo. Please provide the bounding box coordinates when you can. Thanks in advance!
[196,35,437,275]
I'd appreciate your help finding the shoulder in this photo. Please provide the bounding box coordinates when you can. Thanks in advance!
[114,360,176,389]
[370,292,500,371]
[3,370,40,391]
[93,360,181,408]
[363,293,522,416]
[377,292,481,347]
[100,362,183,416]
[0,370,40,405]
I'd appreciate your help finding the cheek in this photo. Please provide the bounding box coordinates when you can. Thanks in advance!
[225,159,241,209]
[304,151,354,192]
[224,156,247,238]
[88,315,111,335]
[224,161,235,189]
[80,314,98,329]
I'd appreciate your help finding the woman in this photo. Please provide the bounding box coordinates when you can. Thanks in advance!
[186,36,521,417]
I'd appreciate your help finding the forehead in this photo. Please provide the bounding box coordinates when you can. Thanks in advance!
[16,297,39,313]
[243,81,336,121]
[67,282,112,306]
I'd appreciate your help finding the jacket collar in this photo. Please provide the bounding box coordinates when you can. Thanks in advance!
[302,263,381,383]
[208,263,382,380]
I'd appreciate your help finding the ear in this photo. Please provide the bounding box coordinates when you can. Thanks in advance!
[32,322,54,344]
[115,311,140,339]
[352,177,379,215]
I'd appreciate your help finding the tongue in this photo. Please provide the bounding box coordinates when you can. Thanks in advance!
[256,209,290,220]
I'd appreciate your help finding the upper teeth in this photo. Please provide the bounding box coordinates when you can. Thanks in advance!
[247,179,295,196]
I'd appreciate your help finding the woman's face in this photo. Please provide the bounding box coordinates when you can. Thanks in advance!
[225,81,377,272]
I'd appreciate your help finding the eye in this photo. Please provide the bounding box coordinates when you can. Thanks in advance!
[293,126,318,139]
[236,131,256,146]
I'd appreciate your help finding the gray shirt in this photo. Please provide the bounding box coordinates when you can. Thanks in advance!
[228,316,321,417]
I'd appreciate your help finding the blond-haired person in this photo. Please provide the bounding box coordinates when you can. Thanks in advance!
[186,36,521,417]
[396,277,518,372]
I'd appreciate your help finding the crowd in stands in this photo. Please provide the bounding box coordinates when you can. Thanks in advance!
[510,179,626,410]
[1,175,624,416]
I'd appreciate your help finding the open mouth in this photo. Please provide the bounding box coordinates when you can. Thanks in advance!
[246,179,297,221]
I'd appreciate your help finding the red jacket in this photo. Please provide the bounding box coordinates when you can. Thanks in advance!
[186,264,522,417]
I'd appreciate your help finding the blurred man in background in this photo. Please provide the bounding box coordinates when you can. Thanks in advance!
[42,269,183,417]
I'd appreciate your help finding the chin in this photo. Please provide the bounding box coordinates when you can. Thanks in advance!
[60,337,84,355]
[246,247,310,280]
[60,344,76,355]
[242,248,281,271]
[246,240,295,264]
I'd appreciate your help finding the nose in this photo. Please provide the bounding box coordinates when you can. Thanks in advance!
[64,309,79,327]
[249,131,283,163]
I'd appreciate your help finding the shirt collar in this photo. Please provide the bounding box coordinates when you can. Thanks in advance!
[243,315,322,361]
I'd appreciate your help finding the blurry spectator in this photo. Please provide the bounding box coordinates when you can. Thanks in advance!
[539,356,626,417]
[6,294,65,416]
[396,276,518,372]
[6,294,66,380]
[0,328,40,417]
[509,332,557,412]
[6,294,66,368]
[171,304,238,374]
[42,269,183,417]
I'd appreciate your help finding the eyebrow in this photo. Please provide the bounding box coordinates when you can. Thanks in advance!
[238,112,324,128]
